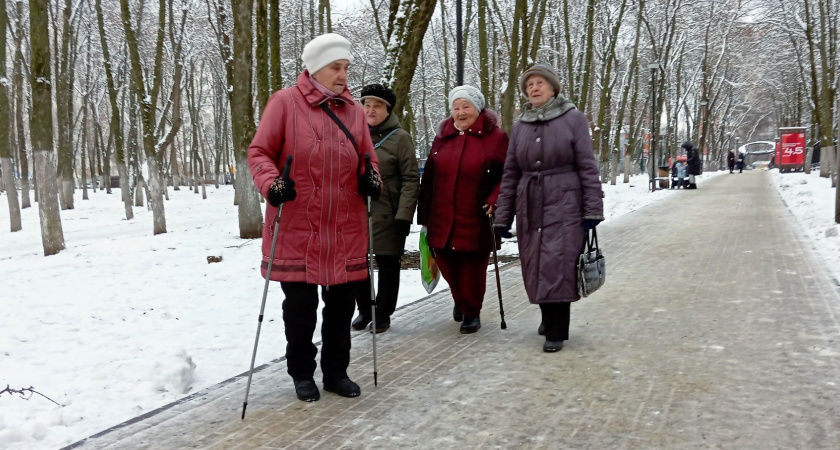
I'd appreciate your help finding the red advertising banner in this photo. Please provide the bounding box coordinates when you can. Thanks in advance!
[780,130,806,167]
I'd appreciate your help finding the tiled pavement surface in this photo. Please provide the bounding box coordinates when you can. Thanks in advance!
[67,171,840,449]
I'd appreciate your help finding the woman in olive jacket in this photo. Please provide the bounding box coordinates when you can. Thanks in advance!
[352,84,420,333]
[494,64,604,352]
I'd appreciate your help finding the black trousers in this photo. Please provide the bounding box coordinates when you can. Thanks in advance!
[280,281,357,383]
[355,254,402,319]
[540,302,571,341]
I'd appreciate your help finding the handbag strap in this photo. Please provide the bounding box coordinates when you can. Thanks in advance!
[374,129,400,149]
[319,102,365,174]
[585,228,600,253]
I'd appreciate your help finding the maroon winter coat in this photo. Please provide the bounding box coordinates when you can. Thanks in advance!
[417,110,509,252]
[494,98,603,303]
[248,71,379,286]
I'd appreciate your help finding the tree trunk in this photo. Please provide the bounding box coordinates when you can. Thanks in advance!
[381,0,438,124]
[0,2,22,231]
[231,0,263,238]
[95,0,131,216]
[56,0,76,210]
[477,0,491,105]
[80,110,89,201]
[256,0,269,114]
[501,0,527,133]
[269,0,282,90]
[29,0,65,256]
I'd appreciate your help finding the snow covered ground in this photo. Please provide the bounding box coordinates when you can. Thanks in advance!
[771,169,840,284]
[4,168,836,449]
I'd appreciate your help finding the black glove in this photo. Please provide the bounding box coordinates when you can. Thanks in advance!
[583,218,603,230]
[495,226,513,239]
[267,176,296,207]
[394,219,411,236]
[359,155,382,200]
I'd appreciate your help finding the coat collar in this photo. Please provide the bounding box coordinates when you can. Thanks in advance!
[296,70,355,106]
[437,109,500,138]
[370,112,401,136]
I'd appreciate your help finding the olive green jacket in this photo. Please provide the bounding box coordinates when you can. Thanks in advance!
[369,113,420,255]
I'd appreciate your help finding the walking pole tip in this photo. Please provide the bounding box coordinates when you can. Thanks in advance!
[241,402,247,420]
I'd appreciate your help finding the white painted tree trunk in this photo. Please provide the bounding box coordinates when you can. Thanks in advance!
[2,157,22,231]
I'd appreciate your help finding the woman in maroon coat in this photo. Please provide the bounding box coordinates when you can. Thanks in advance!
[417,85,509,334]
[494,64,604,352]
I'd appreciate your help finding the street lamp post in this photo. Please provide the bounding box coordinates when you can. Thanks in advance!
[456,0,463,86]
[649,62,659,191]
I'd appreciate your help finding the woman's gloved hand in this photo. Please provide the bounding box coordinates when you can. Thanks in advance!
[583,218,603,230]
[267,176,296,207]
[359,154,382,200]
[495,226,513,239]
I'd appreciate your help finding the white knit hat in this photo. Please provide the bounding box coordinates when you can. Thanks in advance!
[301,33,354,75]
[449,85,485,111]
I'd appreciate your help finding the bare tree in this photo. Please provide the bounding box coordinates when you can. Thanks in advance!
[231,0,263,238]
[380,0,439,122]
[1,0,22,231]
[29,0,65,256]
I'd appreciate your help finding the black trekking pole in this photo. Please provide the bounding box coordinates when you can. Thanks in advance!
[242,155,292,420]
[488,214,507,329]
[364,154,379,386]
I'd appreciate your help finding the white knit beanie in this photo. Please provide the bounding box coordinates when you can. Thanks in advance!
[301,33,354,75]
[449,85,485,111]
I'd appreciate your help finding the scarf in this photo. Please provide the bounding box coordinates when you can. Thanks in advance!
[519,95,576,123]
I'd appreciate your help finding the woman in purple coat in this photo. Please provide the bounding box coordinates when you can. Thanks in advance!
[494,64,604,352]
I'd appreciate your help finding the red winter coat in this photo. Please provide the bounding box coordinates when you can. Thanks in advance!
[248,71,380,286]
[417,110,509,252]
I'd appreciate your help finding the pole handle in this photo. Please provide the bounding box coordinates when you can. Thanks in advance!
[281,155,293,181]
[364,153,372,177]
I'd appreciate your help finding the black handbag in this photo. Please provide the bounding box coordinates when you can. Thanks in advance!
[577,228,605,297]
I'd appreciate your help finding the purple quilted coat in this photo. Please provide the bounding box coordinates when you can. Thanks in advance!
[494,97,604,303]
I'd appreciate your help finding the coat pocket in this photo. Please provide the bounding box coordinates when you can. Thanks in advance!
[542,175,581,227]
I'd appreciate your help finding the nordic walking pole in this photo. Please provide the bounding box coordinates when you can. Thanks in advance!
[242,155,293,420]
[364,154,379,386]
[488,214,507,329]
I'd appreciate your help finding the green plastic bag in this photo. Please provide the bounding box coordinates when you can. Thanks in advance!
[419,226,441,294]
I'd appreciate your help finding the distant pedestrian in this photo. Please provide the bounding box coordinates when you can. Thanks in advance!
[675,161,687,189]
[727,150,735,173]
[247,33,382,402]
[352,84,420,334]
[417,85,509,335]
[494,64,604,352]
[684,142,701,189]
[737,152,746,173]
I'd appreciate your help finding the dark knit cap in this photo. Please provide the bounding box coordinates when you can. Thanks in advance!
[360,84,396,113]
[520,63,562,97]
[681,141,693,149]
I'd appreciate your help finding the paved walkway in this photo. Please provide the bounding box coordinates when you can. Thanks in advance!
[67,171,840,449]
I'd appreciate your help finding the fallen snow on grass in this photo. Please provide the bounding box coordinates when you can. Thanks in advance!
[0,171,718,449]
[771,169,840,285]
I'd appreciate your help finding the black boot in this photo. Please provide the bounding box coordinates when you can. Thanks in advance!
[460,316,481,334]
[351,313,371,331]
[324,378,361,398]
[543,339,564,352]
[293,378,320,402]
[538,322,545,336]
[453,305,463,322]
[372,315,390,333]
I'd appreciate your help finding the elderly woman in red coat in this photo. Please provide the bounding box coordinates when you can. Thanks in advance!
[248,33,381,402]
[417,85,509,334]
[494,64,604,352]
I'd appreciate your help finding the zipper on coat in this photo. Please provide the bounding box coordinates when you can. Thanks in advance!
[324,100,335,287]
